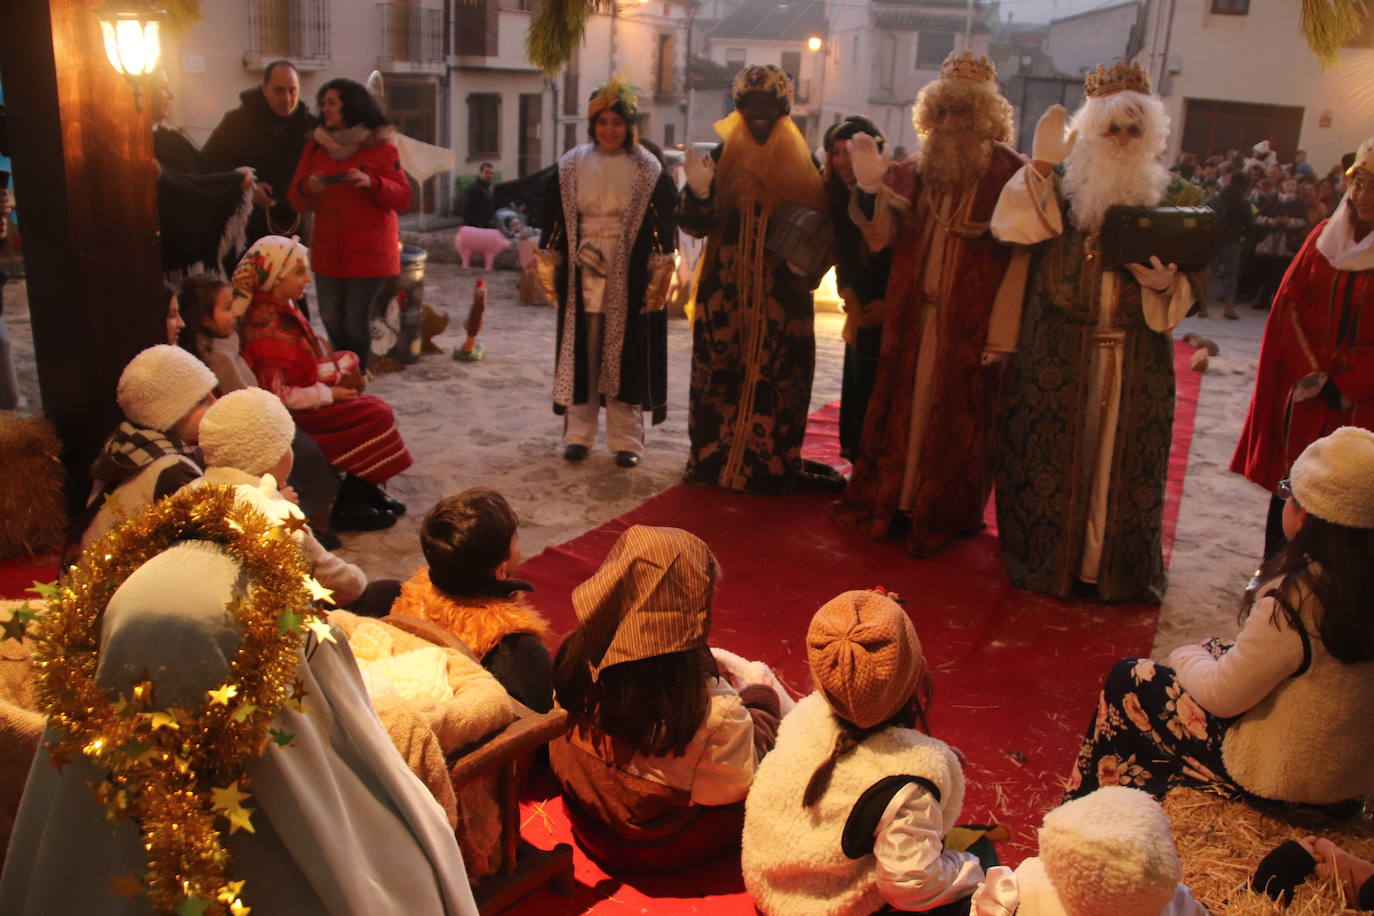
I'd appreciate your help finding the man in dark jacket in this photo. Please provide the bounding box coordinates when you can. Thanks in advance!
[460,162,495,228]
[202,60,313,249]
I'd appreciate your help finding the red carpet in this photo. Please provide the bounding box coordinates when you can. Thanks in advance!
[506,340,1203,914]
[0,557,59,600]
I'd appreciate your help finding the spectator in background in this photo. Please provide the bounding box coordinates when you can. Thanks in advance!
[1252,176,1308,312]
[1293,149,1315,177]
[1207,171,1250,320]
[287,78,411,374]
[461,161,496,228]
[202,61,314,255]
[1299,176,1326,227]
[1317,175,1339,216]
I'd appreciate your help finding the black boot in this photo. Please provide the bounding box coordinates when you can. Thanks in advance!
[356,476,406,516]
[330,475,396,532]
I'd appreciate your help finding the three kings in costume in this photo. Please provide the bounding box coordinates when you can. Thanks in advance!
[541,77,677,466]
[1232,135,1374,558]
[835,51,1030,557]
[680,64,834,493]
[991,61,1207,603]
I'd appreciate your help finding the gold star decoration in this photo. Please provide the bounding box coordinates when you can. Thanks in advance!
[229,898,252,916]
[219,879,246,902]
[225,804,256,835]
[269,728,295,748]
[110,873,143,900]
[277,609,303,635]
[277,513,309,535]
[131,678,155,706]
[210,781,250,815]
[175,894,210,916]
[27,580,59,600]
[304,576,335,605]
[286,678,311,714]
[0,613,29,643]
[146,711,181,731]
[207,683,239,706]
[231,703,259,724]
[305,617,337,645]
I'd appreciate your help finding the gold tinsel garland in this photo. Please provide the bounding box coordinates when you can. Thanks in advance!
[1302,0,1370,70]
[31,485,324,915]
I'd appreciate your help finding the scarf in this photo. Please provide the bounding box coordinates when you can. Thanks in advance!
[89,421,198,489]
[712,110,826,221]
[230,235,310,317]
[312,123,395,161]
[1316,200,1374,272]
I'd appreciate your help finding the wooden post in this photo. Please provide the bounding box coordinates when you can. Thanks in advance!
[0,0,165,509]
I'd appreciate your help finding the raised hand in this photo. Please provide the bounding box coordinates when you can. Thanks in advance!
[849,132,890,193]
[1032,105,1077,168]
[684,147,715,199]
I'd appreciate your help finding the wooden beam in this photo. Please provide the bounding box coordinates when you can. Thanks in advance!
[0,0,165,508]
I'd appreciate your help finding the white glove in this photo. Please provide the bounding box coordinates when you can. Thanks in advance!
[684,148,715,199]
[849,132,890,193]
[1125,255,1180,292]
[1031,105,1077,167]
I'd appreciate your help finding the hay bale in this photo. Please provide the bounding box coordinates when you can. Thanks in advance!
[1165,787,1374,913]
[0,413,67,560]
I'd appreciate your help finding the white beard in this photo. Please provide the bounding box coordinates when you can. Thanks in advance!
[1062,139,1170,232]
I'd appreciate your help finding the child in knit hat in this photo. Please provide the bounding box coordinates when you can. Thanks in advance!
[549,525,785,872]
[971,787,1204,915]
[191,387,367,606]
[77,344,217,549]
[742,589,983,916]
[1067,426,1374,808]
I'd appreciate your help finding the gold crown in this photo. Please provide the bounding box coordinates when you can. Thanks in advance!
[939,50,997,84]
[1084,60,1151,97]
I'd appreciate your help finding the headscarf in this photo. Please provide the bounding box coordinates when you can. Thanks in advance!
[571,525,716,680]
[229,235,310,317]
[588,73,639,122]
[733,63,794,114]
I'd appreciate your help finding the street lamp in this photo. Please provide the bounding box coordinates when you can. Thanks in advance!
[807,35,823,52]
[94,0,166,112]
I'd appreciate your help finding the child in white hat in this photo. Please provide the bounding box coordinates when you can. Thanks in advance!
[191,387,367,606]
[1067,426,1374,809]
[971,787,1204,915]
[78,344,217,548]
[742,589,983,916]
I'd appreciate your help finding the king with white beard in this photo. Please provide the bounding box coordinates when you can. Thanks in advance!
[990,60,1208,603]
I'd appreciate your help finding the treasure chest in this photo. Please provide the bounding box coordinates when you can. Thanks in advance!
[766,202,835,277]
[1098,206,1215,270]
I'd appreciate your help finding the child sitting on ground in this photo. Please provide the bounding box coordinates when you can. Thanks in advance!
[550,525,785,872]
[1065,426,1374,808]
[174,272,342,546]
[971,786,1205,914]
[190,387,367,606]
[77,344,216,549]
[743,589,983,915]
[390,488,554,712]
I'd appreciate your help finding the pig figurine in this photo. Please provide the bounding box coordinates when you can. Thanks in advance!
[453,226,511,271]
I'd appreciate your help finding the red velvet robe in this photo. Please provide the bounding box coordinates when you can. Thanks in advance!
[835,144,1026,556]
[1232,221,1374,491]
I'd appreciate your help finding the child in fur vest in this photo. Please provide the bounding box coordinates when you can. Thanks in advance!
[390,488,555,712]
[742,589,982,915]
[550,525,788,872]
[971,786,1204,915]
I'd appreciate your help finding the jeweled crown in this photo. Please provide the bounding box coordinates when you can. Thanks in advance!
[939,50,996,84]
[1084,59,1151,97]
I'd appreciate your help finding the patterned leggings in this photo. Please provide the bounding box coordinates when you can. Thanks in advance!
[1065,639,1242,801]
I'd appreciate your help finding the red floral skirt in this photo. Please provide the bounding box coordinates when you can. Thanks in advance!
[293,394,411,484]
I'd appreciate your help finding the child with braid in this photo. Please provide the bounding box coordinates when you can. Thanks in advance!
[742,589,983,915]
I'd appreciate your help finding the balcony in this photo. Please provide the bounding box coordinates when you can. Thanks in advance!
[246,0,331,70]
[378,3,446,72]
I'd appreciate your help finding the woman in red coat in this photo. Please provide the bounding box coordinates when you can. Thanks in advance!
[1232,137,1374,557]
[288,78,411,373]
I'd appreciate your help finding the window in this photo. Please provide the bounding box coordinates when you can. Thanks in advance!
[563,121,578,153]
[1209,0,1248,13]
[664,123,676,146]
[851,35,859,66]
[725,47,746,69]
[563,52,580,116]
[781,49,801,82]
[916,31,955,68]
[657,32,676,95]
[467,93,500,158]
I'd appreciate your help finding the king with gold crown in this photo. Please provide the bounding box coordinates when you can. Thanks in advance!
[988,59,1211,604]
[834,49,1031,559]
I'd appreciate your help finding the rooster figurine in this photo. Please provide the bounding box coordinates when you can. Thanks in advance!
[453,277,486,362]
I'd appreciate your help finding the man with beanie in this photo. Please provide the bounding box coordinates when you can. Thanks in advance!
[834,51,1029,558]
[823,116,894,459]
[189,387,366,606]
[78,345,217,549]
[971,787,1204,914]
[742,589,983,915]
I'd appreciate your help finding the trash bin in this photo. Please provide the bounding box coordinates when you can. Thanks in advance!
[390,245,427,363]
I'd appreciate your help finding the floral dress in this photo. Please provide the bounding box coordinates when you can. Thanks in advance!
[1065,640,1236,801]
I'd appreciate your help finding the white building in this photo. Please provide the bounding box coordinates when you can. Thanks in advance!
[165,0,557,219]
[817,0,991,156]
[1136,0,1374,171]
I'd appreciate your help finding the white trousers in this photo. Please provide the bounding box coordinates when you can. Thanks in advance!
[561,314,645,455]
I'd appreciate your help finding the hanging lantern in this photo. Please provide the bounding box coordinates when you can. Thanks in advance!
[94,0,166,110]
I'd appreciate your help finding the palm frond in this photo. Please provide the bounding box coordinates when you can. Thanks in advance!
[1302,0,1369,70]
[526,0,614,74]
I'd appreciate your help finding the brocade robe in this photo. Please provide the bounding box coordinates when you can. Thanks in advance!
[992,168,1206,603]
[834,145,1028,557]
